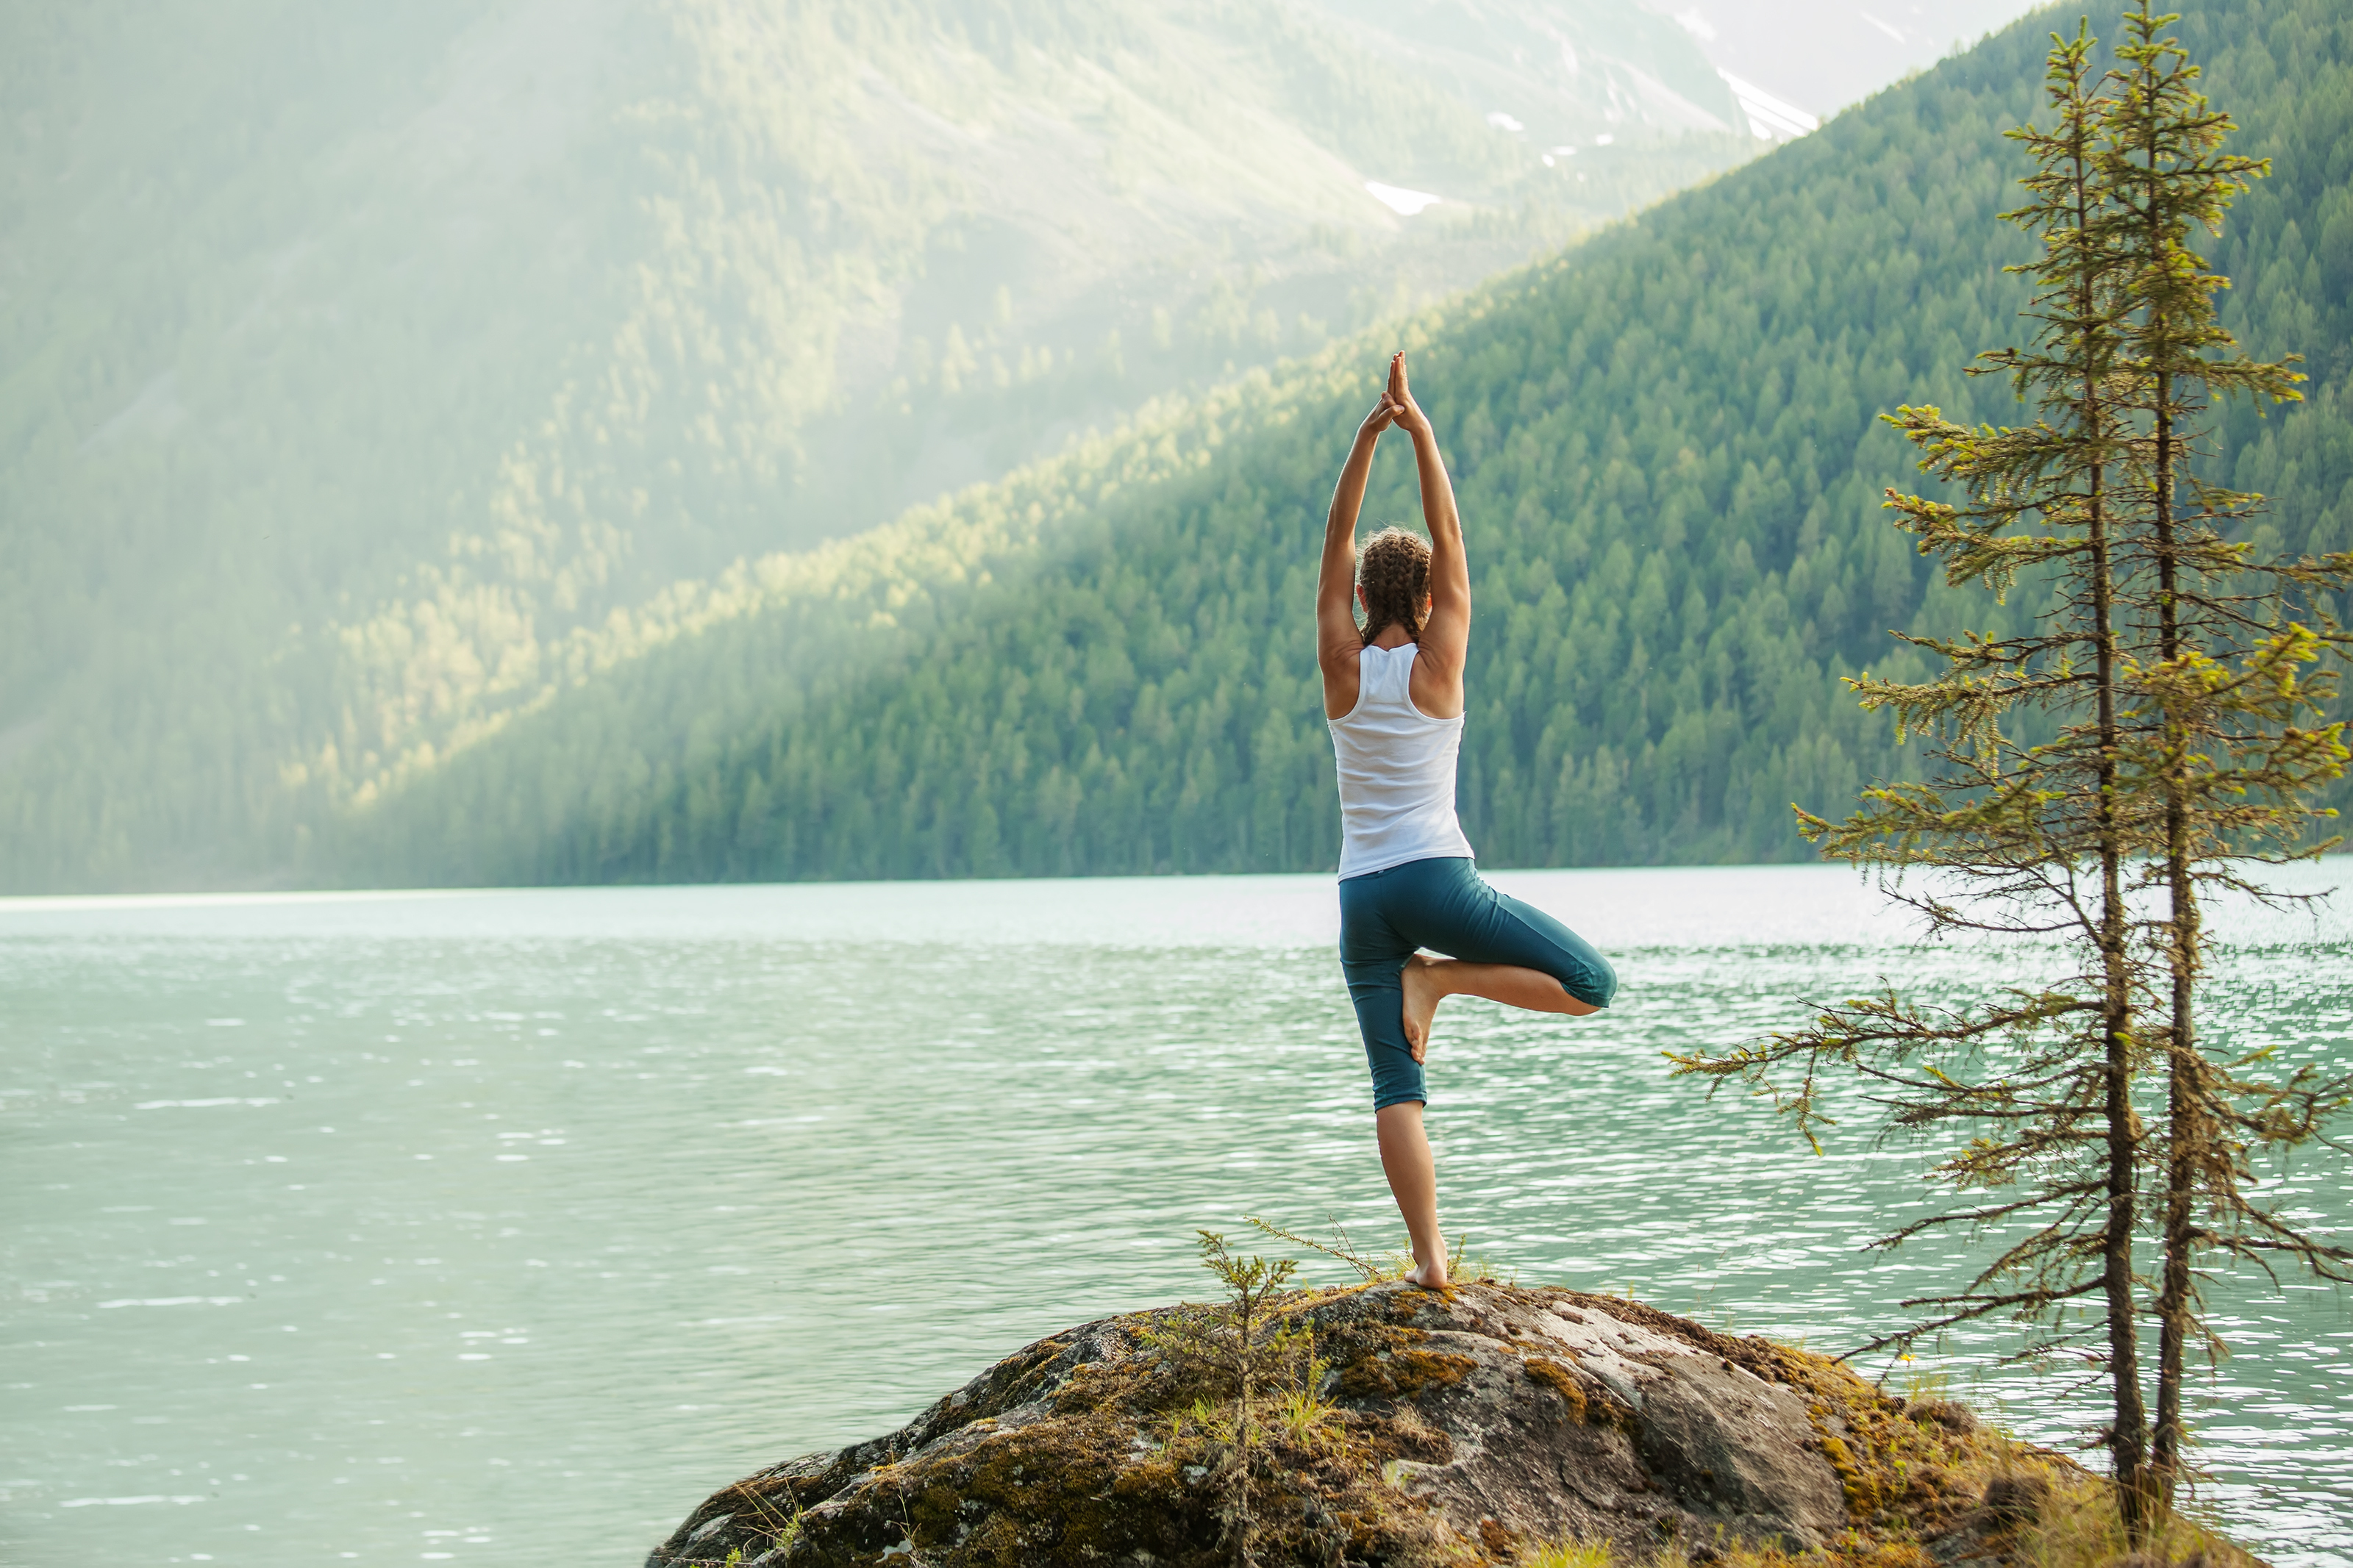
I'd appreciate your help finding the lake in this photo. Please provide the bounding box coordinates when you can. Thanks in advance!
[2,864,2347,1567]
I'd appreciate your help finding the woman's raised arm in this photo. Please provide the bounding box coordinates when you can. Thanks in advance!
[1385,354,1468,719]
[1318,371,1398,719]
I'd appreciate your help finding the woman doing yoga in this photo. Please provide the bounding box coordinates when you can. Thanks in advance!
[1319,352,1618,1290]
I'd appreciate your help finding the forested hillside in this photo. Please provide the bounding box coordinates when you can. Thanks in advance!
[2,0,1754,891]
[340,0,2353,886]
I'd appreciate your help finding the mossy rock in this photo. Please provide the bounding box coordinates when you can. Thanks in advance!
[645,1281,2048,1567]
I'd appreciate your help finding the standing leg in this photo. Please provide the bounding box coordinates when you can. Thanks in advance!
[1377,1101,1448,1288]
[1346,966,1448,1285]
[1340,873,1452,1288]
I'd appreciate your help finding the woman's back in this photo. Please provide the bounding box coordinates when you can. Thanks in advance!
[1329,642,1474,878]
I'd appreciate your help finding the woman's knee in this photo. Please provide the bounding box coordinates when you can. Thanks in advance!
[1486,890,1614,1009]
[1574,951,1618,1009]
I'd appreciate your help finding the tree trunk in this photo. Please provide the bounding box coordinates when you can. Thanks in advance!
[2149,353,2199,1514]
[2101,1014,2152,1525]
[2084,86,2155,1537]
[2154,972,2199,1499]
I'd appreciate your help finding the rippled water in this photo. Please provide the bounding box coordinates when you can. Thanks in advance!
[2,865,2347,1567]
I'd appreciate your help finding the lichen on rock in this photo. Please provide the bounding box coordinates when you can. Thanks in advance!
[643,1281,2082,1567]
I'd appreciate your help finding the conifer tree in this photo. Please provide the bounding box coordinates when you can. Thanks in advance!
[1677,24,2172,1511]
[2099,0,2353,1508]
[1678,9,2352,1539]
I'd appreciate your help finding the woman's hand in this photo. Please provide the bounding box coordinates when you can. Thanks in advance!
[1385,351,1432,439]
[1357,390,1397,443]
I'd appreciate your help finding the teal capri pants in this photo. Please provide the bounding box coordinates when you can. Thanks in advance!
[1338,855,1616,1110]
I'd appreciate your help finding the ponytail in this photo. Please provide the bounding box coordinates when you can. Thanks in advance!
[1357,527,1432,645]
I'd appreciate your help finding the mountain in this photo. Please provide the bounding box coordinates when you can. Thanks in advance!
[1665,0,2047,123]
[326,0,2353,887]
[0,0,1761,891]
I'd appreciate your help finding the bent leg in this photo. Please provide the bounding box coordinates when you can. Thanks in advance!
[1454,880,1618,1006]
[1415,863,1616,1003]
[1400,956,1595,1056]
[1377,1101,1447,1288]
[1395,862,1618,1053]
[1423,959,1600,1014]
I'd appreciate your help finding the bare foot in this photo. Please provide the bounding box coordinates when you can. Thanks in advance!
[1400,954,1446,1063]
[1404,1258,1451,1290]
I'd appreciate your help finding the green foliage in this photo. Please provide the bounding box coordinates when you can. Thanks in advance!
[1141,1231,1317,1564]
[1,0,1746,892]
[1522,1542,1613,1568]
[1243,1213,1402,1282]
[344,0,2353,887]
[1146,1232,1309,1399]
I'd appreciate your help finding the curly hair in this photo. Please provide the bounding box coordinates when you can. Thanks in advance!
[1356,526,1432,645]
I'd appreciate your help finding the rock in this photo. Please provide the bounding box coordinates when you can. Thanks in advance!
[646,1281,2024,1567]
[1911,1400,1981,1436]
[1980,1471,2049,1526]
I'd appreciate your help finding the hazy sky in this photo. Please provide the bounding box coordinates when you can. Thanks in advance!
[1660,0,2060,120]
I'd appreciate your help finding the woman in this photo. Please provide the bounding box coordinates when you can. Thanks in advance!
[1318,351,1618,1290]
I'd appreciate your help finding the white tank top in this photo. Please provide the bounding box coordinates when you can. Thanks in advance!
[1328,642,1476,878]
